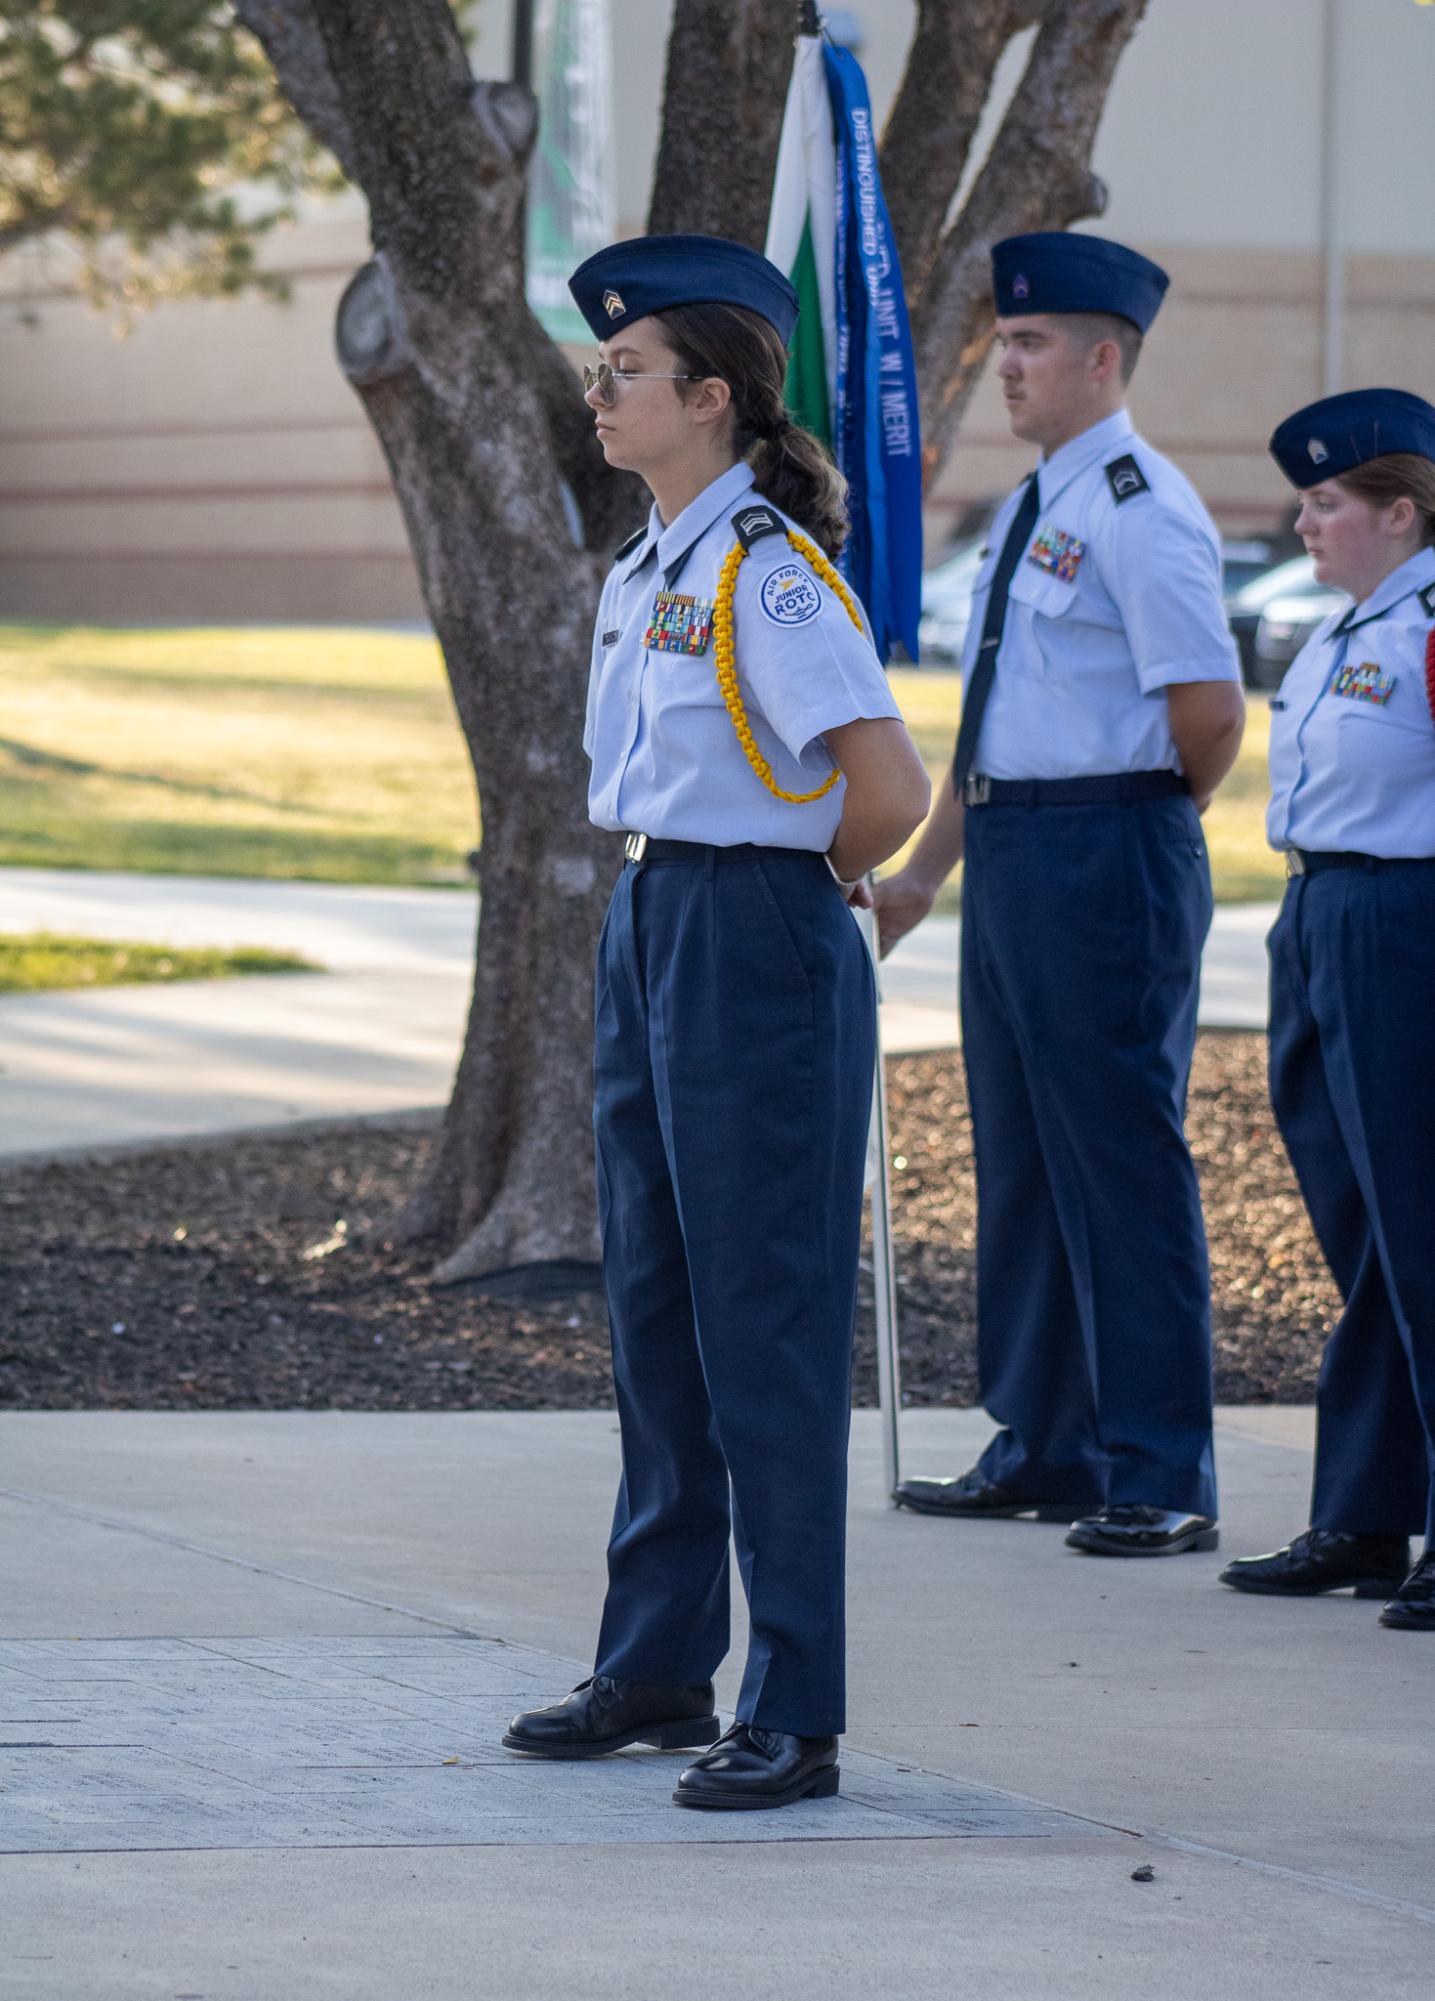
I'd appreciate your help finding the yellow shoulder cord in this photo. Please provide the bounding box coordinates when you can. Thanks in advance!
[712,529,863,803]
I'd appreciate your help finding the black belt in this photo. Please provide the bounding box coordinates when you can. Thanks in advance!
[1286,848,1435,878]
[623,834,813,865]
[961,769,1187,808]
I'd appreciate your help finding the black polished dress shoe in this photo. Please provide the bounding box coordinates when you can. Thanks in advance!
[893,1468,1083,1521]
[1219,1528,1410,1598]
[1379,1552,1435,1630]
[1066,1504,1219,1556]
[502,1674,719,1759]
[673,1722,839,1811]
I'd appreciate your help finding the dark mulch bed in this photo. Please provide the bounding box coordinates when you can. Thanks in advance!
[0,1034,1337,1412]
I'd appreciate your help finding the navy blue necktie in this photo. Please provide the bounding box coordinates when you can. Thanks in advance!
[951,472,1040,793]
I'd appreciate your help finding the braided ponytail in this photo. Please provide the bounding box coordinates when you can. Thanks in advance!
[652,302,850,558]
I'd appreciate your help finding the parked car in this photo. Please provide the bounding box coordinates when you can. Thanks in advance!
[916,539,985,664]
[1254,586,1347,685]
[1221,536,1298,602]
[1226,553,1345,689]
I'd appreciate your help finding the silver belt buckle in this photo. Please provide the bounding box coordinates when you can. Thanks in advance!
[963,775,992,808]
[624,832,649,863]
[1285,849,1305,878]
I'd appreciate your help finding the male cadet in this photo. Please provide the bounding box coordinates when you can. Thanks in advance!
[874,233,1245,1557]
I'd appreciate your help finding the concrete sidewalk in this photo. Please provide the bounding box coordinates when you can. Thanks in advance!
[2,1406,1430,1998]
[0,867,1277,1158]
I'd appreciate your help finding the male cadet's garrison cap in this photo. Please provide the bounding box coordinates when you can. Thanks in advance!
[569,234,800,347]
[991,232,1169,333]
[1269,387,1435,486]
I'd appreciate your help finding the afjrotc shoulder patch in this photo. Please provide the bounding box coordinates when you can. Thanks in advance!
[1027,523,1087,583]
[1332,660,1397,706]
[644,589,715,656]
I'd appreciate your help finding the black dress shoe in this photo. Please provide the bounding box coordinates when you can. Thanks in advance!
[1066,1505,1219,1556]
[893,1468,1083,1521]
[1380,1552,1435,1630]
[673,1722,840,1811]
[502,1674,720,1759]
[1220,1529,1411,1598]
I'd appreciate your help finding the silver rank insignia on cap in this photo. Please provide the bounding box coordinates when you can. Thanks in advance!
[1013,273,1030,299]
[602,288,625,319]
[1307,436,1329,464]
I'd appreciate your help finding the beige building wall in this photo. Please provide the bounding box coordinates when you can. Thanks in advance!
[2,0,1433,622]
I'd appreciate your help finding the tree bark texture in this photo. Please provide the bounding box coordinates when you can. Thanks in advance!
[879,0,1046,297]
[645,0,794,246]
[234,0,1148,1282]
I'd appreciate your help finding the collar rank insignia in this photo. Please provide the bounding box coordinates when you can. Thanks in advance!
[602,288,625,319]
[1332,660,1396,706]
[1027,523,1086,583]
[614,524,647,564]
[1105,453,1149,504]
[644,589,715,656]
[1419,582,1435,619]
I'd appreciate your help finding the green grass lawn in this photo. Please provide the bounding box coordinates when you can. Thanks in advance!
[0,624,1284,904]
[0,625,478,886]
[0,932,318,995]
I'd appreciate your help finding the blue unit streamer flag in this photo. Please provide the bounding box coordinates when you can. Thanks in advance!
[766,27,923,662]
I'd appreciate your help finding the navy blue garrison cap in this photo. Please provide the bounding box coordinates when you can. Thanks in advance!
[991,232,1169,333]
[1269,387,1435,486]
[569,234,800,346]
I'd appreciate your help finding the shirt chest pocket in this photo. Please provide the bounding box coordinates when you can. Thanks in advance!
[643,590,717,657]
[1002,553,1088,682]
[1329,655,1416,729]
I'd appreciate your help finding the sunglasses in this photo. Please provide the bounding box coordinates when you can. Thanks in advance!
[582,361,705,408]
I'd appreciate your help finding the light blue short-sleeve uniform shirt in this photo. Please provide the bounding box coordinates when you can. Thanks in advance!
[960,409,1240,780]
[1267,546,1435,858]
[585,460,902,850]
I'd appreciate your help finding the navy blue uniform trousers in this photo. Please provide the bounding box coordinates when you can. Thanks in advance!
[1268,860,1435,1543]
[961,793,1218,1518]
[591,847,875,1737]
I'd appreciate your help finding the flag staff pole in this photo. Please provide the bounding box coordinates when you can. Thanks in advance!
[859,903,903,1502]
[511,0,536,87]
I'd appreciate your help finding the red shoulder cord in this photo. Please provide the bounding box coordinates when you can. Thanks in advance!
[1427,625,1435,726]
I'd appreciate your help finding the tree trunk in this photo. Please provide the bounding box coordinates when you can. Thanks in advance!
[234,0,1150,1284]
[646,0,794,246]
[239,0,631,1277]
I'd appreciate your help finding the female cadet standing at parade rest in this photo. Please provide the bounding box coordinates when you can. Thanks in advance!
[502,235,931,1809]
[1221,389,1435,1630]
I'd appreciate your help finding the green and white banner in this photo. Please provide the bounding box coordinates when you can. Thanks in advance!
[764,31,839,448]
[525,0,617,346]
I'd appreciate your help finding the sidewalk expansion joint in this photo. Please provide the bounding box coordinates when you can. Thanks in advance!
[0,1635,1080,1853]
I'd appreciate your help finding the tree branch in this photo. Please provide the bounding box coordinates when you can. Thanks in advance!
[912,0,1151,476]
[879,0,1045,298]
[646,0,795,246]
[231,0,359,182]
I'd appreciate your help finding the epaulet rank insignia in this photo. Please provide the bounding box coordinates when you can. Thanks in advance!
[731,503,785,550]
[614,525,646,562]
[1418,581,1435,619]
[1105,453,1150,505]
